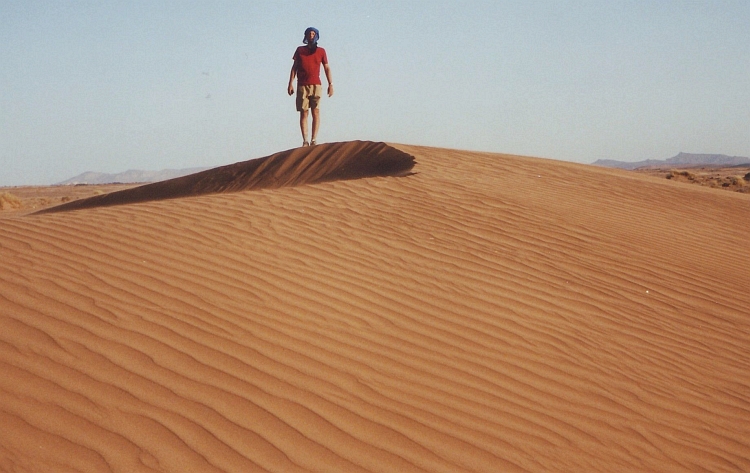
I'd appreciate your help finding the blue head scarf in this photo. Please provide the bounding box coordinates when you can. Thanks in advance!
[303,27,320,44]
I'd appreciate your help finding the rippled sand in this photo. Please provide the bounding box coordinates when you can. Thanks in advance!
[2,142,749,472]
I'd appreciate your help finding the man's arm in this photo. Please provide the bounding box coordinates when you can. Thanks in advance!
[288,63,297,95]
[324,63,334,97]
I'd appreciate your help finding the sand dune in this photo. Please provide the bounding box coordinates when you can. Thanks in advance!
[1,142,749,472]
[36,141,415,214]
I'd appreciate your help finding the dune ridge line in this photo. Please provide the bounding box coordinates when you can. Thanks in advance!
[36,141,415,214]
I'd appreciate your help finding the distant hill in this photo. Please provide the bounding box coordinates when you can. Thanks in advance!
[56,167,212,185]
[593,152,750,170]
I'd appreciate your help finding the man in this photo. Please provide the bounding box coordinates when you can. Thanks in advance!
[287,27,334,147]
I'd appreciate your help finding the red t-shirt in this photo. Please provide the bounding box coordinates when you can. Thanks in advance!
[293,46,328,86]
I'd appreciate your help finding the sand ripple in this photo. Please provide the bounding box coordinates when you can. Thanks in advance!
[2,142,749,472]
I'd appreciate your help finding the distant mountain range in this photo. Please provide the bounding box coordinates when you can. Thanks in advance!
[593,153,750,170]
[55,152,750,184]
[56,167,212,185]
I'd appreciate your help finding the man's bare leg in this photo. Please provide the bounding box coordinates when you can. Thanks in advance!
[299,110,309,145]
[311,108,320,144]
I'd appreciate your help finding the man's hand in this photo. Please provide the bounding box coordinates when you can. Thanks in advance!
[323,64,333,97]
[287,84,295,96]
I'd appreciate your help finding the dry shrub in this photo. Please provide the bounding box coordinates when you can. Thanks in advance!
[666,170,695,181]
[0,192,22,210]
[725,175,750,193]
[61,196,71,203]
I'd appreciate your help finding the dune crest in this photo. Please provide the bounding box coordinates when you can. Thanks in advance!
[36,141,415,214]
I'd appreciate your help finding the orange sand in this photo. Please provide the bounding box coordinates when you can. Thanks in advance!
[1,142,749,472]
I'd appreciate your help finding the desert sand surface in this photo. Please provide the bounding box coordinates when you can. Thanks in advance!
[634,166,750,193]
[0,184,139,215]
[1,141,749,472]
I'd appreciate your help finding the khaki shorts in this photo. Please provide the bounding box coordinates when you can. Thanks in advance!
[296,84,322,111]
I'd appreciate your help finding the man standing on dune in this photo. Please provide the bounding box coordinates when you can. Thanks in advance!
[288,27,334,147]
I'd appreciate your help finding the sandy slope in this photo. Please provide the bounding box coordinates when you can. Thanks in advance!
[1,142,749,472]
[35,141,415,214]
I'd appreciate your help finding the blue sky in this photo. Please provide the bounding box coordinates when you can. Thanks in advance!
[2,1,749,186]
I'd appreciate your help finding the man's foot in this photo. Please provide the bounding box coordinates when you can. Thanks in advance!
[302,141,310,147]
[310,139,317,146]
